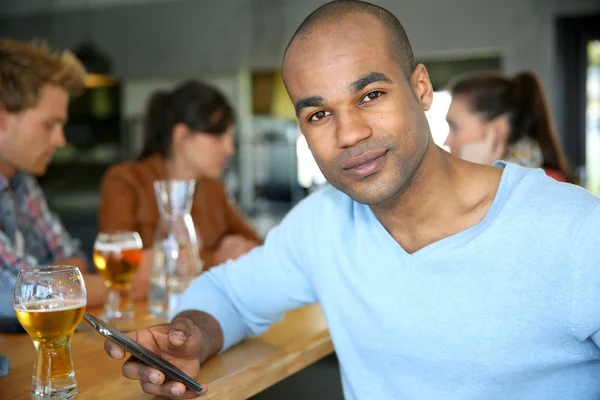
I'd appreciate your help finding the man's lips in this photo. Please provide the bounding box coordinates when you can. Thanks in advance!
[341,149,388,179]
[341,149,387,170]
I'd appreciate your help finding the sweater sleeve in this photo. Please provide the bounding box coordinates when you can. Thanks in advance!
[172,194,319,351]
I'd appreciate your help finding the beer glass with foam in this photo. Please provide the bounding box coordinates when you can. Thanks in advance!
[13,266,87,399]
[93,232,143,324]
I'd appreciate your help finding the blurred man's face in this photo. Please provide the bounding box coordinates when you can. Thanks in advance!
[283,15,433,205]
[0,84,68,177]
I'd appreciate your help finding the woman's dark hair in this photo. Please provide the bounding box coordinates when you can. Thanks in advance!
[449,70,577,184]
[138,79,234,160]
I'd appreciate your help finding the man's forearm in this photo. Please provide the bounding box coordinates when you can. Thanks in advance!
[174,310,224,363]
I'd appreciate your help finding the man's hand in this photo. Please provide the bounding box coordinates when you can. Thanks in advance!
[104,317,208,399]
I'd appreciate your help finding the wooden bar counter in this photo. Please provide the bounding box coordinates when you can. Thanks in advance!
[0,303,333,399]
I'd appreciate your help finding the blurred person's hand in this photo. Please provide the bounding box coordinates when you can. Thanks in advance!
[460,129,506,165]
[104,317,209,399]
[213,235,259,266]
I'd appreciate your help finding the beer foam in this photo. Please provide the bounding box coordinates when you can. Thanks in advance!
[14,298,86,313]
[95,240,142,252]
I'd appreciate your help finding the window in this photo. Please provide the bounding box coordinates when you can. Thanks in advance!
[425,91,452,150]
[586,40,600,193]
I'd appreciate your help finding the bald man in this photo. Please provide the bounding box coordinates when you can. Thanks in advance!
[105,2,600,399]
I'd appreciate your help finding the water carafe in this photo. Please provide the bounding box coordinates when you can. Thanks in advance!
[149,179,203,318]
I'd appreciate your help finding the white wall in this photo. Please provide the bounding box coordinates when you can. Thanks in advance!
[121,73,240,119]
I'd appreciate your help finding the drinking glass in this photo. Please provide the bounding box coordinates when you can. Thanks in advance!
[13,266,87,399]
[93,231,143,324]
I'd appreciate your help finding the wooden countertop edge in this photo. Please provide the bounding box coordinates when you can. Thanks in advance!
[203,329,334,399]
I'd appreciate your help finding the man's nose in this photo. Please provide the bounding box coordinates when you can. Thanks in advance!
[335,111,372,148]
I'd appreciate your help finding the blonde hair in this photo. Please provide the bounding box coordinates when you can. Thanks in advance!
[0,38,87,113]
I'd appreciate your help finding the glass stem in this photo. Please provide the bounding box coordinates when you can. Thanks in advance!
[104,285,133,320]
[31,336,77,399]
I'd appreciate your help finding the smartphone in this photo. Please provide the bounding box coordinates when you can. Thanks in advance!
[83,313,204,392]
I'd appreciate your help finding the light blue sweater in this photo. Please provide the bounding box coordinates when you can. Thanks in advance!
[175,162,600,399]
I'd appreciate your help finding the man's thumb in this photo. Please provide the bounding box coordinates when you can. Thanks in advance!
[168,318,195,347]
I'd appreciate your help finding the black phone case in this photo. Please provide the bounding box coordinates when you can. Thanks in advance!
[83,313,203,392]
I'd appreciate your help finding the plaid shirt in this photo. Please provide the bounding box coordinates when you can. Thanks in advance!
[0,172,85,299]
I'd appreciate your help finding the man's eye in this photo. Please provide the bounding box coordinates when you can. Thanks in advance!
[361,91,384,103]
[309,110,331,122]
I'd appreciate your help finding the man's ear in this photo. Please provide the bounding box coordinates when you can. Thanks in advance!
[410,64,434,112]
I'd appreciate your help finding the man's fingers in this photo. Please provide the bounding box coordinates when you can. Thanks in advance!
[140,380,206,398]
[104,340,125,360]
[121,358,165,384]
[168,318,196,347]
[104,329,141,359]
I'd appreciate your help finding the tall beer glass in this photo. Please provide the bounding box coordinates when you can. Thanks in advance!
[93,232,143,323]
[13,266,87,399]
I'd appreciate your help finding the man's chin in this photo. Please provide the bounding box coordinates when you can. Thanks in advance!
[25,165,48,177]
[350,190,398,205]
[336,179,399,205]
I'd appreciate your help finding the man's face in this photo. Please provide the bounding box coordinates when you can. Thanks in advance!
[0,84,69,177]
[283,15,433,205]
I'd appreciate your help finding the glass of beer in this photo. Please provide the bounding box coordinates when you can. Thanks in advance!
[93,232,143,324]
[13,266,87,399]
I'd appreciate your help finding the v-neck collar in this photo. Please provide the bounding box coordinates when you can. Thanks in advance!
[361,162,517,264]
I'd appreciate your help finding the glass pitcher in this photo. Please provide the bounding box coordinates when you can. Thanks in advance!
[149,180,203,318]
